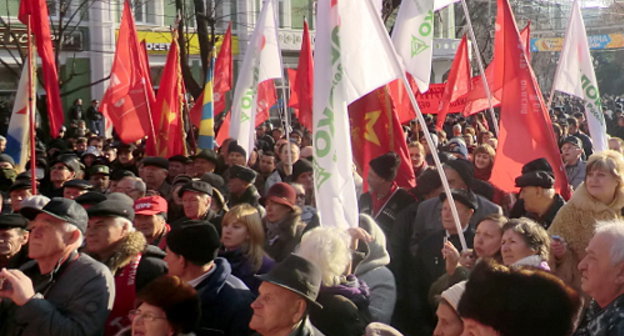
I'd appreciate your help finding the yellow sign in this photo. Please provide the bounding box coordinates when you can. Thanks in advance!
[116,30,239,55]
[531,33,624,52]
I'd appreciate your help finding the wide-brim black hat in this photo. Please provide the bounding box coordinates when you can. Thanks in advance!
[257,254,323,309]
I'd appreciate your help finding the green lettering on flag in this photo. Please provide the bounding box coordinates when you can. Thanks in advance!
[410,35,429,57]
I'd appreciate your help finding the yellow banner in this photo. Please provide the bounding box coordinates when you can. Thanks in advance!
[116,30,239,55]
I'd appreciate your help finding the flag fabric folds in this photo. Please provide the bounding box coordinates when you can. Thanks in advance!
[229,0,282,159]
[100,0,156,144]
[288,20,314,130]
[198,55,216,150]
[551,0,607,152]
[489,0,570,198]
[349,87,416,191]
[152,36,187,157]
[314,0,402,229]
[392,0,435,93]
[18,0,64,138]
[214,23,233,116]
[6,46,35,172]
[437,35,471,129]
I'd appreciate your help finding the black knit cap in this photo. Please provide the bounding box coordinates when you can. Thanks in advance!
[292,159,313,181]
[142,157,169,170]
[521,158,554,175]
[369,152,400,181]
[444,159,474,189]
[167,221,220,265]
[228,141,247,157]
[194,149,218,164]
[439,189,479,211]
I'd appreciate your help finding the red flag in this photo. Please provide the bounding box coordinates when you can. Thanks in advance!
[152,38,186,157]
[255,79,277,127]
[437,35,471,129]
[349,87,416,191]
[520,21,531,61]
[100,0,155,144]
[214,23,233,116]
[288,20,314,130]
[215,112,231,145]
[489,0,570,199]
[140,40,155,94]
[18,0,64,138]
[387,75,417,124]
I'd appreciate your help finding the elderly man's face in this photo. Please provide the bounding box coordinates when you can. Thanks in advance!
[50,163,75,184]
[182,191,211,219]
[0,228,28,259]
[250,282,306,335]
[85,216,128,257]
[28,213,75,261]
[9,188,32,212]
[578,233,624,307]
[441,199,473,234]
[140,166,167,189]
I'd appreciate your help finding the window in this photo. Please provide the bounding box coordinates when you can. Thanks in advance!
[132,0,160,25]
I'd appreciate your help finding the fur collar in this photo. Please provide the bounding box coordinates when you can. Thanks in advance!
[93,231,147,274]
[568,183,624,213]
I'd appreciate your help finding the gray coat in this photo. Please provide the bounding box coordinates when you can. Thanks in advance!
[0,252,115,336]
[410,193,502,255]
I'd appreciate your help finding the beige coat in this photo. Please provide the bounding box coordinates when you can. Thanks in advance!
[548,183,624,289]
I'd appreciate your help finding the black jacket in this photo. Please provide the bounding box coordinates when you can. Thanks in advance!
[358,188,415,240]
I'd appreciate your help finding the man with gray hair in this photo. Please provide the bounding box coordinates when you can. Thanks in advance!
[575,220,624,335]
[0,198,114,335]
[114,176,147,200]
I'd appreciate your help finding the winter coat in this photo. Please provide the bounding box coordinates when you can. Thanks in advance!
[93,231,168,292]
[410,192,501,255]
[0,251,115,336]
[251,318,325,336]
[354,215,397,324]
[194,257,255,336]
[548,183,624,289]
[566,160,587,190]
[263,211,306,262]
[358,188,415,241]
[229,185,266,217]
[574,294,624,336]
[219,248,275,294]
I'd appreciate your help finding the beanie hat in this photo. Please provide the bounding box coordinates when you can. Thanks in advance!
[167,222,220,265]
[369,152,400,181]
[228,141,247,158]
[444,159,474,189]
[292,159,313,181]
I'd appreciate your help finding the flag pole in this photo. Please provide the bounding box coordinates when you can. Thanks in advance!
[27,15,37,194]
[459,0,500,136]
[281,80,294,176]
[365,0,468,251]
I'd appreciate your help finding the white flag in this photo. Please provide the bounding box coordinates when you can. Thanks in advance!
[314,0,402,229]
[230,0,282,158]
[552,0,607,151]
[391,0,435,93]
[6,50,36,172]
[434,0,459,10]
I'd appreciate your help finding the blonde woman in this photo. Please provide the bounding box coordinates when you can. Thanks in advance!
[218,204,275,293]
[549,150,624,290]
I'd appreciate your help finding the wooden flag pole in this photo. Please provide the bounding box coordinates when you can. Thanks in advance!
[27,15,37,194]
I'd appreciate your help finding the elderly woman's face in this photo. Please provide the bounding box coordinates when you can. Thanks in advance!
[585,168,619,203]
[500,230,536,266]
[473,220,503,258]
[131,302,175,336]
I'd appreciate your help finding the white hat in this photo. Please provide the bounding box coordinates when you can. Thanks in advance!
[440,281,467,312]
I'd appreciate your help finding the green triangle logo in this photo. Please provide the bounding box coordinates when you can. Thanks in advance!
[411,35,429,57]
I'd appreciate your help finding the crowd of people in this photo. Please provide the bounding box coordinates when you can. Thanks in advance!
[0,95,623,336]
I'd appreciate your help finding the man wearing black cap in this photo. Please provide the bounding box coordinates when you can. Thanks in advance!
[140,157,171,197]
[409,189,478,335]
[410,159,501,251]
[168,155,190,182]
[193,149,218,177]
[8,180,33,212]
[164,222,254,336]
[0,214,29,269]
[228,141,248,167]
[84,197,167,335]
[0,198,114,335]
[561,136,587,189]
[42,154,81,198]
[63,179,93,200]
[513,170,565,229]
[250,254,324,336]
[88,164,110,193]
[358,152,415,240]
[175,180,223,229]
[228,164,263,211]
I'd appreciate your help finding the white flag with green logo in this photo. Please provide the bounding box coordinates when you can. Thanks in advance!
[391,0,434,93]
[552,0,607,151]
[230,0,282,159]
[314,0,402,229]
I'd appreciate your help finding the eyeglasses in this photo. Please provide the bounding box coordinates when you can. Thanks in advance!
[128,309,168,322]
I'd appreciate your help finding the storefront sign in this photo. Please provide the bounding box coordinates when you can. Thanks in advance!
[0,27,84,51]
[120,30,240,55]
